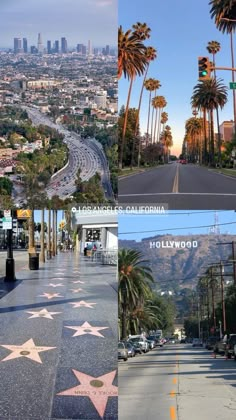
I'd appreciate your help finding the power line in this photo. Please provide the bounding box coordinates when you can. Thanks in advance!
[119,221,236,235]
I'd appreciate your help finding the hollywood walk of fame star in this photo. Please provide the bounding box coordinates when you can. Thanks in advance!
[0,338,56,364]
[65,322,109,338]
[51,277,65,281]
[25,308,62,319]
[69,300,97,309]
[71,280,85,284]
[38,293,63,300]
[57,369,118,418]
[47,283,64,287]
[69,288,84,293]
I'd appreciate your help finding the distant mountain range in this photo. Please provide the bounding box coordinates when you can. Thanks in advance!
[119,234,236,293]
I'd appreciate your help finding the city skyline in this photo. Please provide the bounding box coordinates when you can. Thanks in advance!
[0,0,117,47]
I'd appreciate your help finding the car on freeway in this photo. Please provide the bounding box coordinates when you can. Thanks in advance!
[192,338,203,347]
[118,342,128,361]
[225,334,236,359]
[122,341,136,358]
[205,336,218,350]
[128,335,149,353]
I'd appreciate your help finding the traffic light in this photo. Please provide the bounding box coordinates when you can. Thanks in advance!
[198,57,211,81]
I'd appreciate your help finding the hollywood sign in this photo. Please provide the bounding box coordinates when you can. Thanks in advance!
[150,240,198,249]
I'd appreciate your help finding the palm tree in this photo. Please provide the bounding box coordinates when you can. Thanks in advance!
[160,126,173,163]
[207,40,222,166]
[131,46,157,167]
[144,78,155,144]
[191,78,228,166]
[118,248,154,339]
[185,117,202,162]
[28,210,35,254]
[118,25,147,168]
[160,112,168,131]
[150,80,162,143]
[209,0,236,131]
[47,209,52,259]
[152,96,167,144]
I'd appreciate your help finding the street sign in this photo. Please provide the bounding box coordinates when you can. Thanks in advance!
[1,216,12,230]
[4,210,11,217]
[229,82,236,89]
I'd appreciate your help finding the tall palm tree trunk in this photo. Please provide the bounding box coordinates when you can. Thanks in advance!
[40,209,45,263]
[210,109,215,166]
[121,298,127,340]
[119,77,134,169]
[203,108,207,164]
[28,210,35,254]
[55,210,58,255]
[153,108,158,144]
[47,209,51,259]
[146,91,152,140]
[150,89,157,143]
[52,210,56,257]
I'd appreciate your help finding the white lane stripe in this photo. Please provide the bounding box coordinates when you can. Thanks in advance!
[119,192,236,196]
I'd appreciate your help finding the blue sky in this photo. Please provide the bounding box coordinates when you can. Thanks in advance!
[118,210,236,241]
[34,210,64,226]
[0,0,117,47]
[119,0,235,155]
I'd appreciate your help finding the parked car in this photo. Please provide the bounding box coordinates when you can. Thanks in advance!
[122,341,136,358]
[205,336,218,350]
[118,342,128,361]
[225,334,236,359]
[131,342,143,355]
[146,339,155,349]
[192,338,203,347]
[147,335,159,347]
[234,344,236,361]
[128,335,149,353]
[214,337,228,354]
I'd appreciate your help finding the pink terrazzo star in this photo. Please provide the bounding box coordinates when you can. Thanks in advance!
[0,338,56,363]
[69,300,96,309]
[38,293,63,300]
[25,308,62,319]
[65,321,109,338]
[47,283,64,287]
[57,369,118,417]
[69,288,84,293]
[71,280,84,284]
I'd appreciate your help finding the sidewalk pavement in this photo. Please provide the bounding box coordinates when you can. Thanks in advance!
[0,251,118,420]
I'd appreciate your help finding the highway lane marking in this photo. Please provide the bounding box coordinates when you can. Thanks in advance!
[172,378,177,385]
[170,406,177,420]
[172,164,179,193]
[170,390,176,397]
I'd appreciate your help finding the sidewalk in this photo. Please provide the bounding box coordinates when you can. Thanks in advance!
[0,251,118,420]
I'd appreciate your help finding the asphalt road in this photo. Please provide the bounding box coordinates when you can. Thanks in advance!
[119,343,236,420]
[119,163,236,209]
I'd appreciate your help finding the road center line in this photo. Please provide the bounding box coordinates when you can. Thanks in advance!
[170,390,176,397]
[172,164,179,193]
[172,377,177,384]
[170,406,177,420]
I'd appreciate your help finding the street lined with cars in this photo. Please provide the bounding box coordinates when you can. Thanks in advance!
[119,342,236,420]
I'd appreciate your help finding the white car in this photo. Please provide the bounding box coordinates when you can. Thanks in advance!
[128,335,149,353]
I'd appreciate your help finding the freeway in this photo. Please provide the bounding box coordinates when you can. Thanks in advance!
[119,343,236,420]
[118,162,236,209]
[20,106,113,202]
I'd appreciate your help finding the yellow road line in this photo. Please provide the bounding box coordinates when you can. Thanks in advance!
[170,390,176,397]
[172,164,179,193]
[172,377,177,385]
[170,406,177,420]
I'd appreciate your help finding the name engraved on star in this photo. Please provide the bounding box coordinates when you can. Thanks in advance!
[150,240,198,249]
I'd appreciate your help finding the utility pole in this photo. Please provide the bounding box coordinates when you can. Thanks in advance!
[220,261,227,335]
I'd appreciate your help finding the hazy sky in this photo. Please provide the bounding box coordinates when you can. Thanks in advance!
[0,0,117,47]
[119,210,236,240]
[119,0,236,155]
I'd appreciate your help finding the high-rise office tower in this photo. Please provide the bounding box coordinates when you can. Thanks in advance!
[47,40,51,54]
[54,40,59,53]
[105,45,110,55]
[23,38,28,53]
[14,38,21,54]
[82,45,87,55]
[76,43,83,53]
[88,40,92,55]
[37,33,43,53]
[61,37,68,53]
